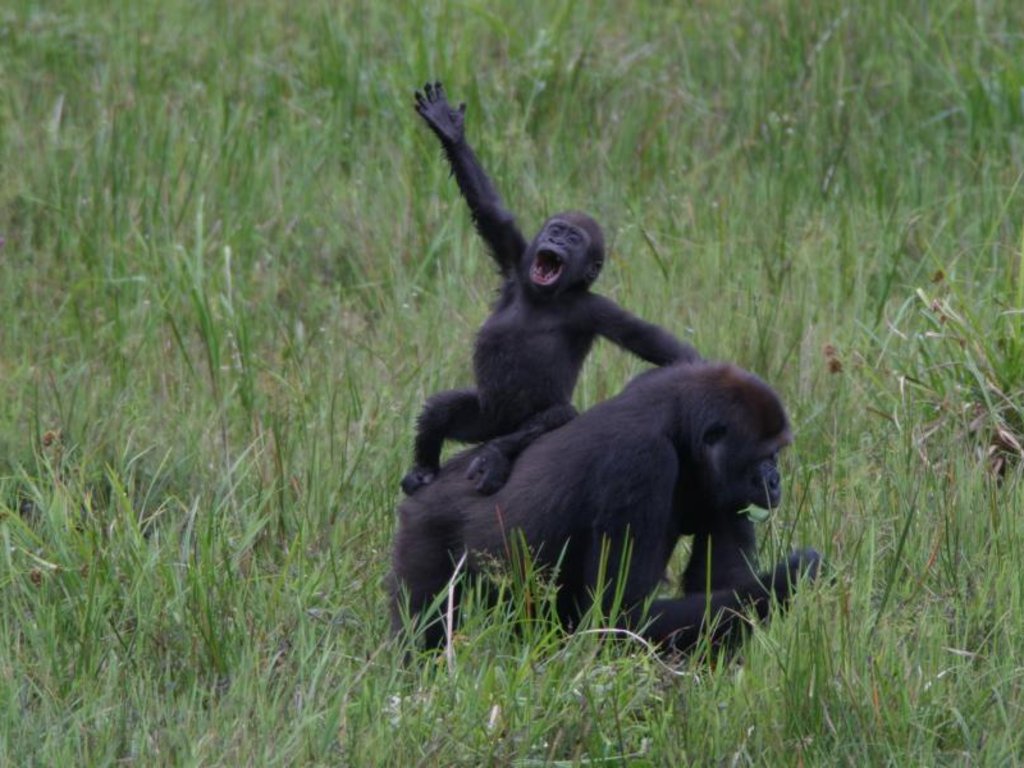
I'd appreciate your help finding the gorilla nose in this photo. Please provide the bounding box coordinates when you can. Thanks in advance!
[753,471,779,492]
[754,464,781,506]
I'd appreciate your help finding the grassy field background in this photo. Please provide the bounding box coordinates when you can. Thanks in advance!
[2,0,1023,764]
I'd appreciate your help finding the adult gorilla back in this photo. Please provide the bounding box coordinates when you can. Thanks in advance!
[389,362,821,652]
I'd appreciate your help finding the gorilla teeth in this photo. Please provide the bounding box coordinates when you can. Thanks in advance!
[531,253,563,285]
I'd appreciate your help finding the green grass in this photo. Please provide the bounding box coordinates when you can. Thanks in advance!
[2,0,1023,763]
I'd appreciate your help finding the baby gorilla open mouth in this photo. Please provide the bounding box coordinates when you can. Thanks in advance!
[530,250,564,286]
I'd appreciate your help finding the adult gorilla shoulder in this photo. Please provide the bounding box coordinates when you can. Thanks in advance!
[389,362,822,652]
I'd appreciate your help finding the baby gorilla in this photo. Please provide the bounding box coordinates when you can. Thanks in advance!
[402,82,700,496]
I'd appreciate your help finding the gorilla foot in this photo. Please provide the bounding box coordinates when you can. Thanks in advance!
[466,445,511,495]
[401,466,436,496]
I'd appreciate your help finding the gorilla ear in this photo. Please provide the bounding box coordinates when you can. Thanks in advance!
[702,423,728,447]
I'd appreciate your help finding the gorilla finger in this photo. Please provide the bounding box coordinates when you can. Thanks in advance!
[458,102,467,114]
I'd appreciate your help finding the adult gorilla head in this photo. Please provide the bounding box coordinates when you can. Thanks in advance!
[389,362,821,652]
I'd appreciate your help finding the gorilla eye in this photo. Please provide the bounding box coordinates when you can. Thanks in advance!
[702,423,727,446]
[568,230,582,245]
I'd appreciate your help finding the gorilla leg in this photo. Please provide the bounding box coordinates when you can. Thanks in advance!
[389,507,467,648]
[466,403,578,494]
[402,388,497,495]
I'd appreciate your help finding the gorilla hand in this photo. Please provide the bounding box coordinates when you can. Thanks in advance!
[414,82,466,147]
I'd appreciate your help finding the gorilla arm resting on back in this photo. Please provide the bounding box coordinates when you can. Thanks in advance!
[389,362,821,652]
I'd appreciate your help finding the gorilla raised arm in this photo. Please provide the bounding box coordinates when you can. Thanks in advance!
[389,362,821,653]
[402,82,700,497]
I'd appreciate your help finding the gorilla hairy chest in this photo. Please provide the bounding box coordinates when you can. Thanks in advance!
[471,298,591,411]
[475,301,588,369]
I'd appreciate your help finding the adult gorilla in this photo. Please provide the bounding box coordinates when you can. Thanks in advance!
[389,362,821,652]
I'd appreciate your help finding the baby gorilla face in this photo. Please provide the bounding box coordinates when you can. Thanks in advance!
[530,219,584,286]
[524,214,603,294]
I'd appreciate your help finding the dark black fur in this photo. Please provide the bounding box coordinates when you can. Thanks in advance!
[402,82,700,496]
[390,362,822,652]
